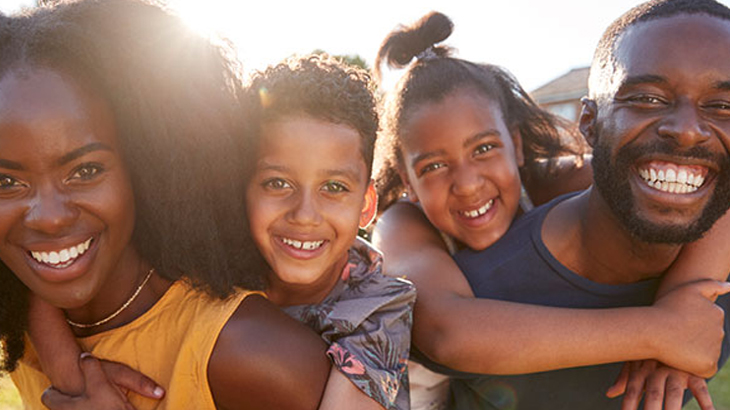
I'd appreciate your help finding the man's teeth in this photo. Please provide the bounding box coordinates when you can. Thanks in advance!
[282,237,325,251]
[638,166,705,194]
[30,238,92,266]
[461,200,494,218]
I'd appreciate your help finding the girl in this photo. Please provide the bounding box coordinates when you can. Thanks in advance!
[0,1,330,409]
[371,11,730,410]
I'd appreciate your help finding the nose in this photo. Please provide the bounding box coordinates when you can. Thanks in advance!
[24,184,79,236]
[657,100,712,147]
[286,190,323,226]
[450,163,484,197]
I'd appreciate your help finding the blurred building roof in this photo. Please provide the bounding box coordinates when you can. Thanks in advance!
[531,67,590,104]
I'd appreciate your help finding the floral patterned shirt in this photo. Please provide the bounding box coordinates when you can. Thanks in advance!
[283,237,416,410]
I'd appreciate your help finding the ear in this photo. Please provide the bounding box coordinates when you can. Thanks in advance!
[359,180,378,229]
[397,168,419,203]
[579,97,599,148]
[509,127,525,167]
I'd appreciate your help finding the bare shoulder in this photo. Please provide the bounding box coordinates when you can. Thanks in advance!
[208,294,330,410]
[524,156,594,206]
[374,201,444,249]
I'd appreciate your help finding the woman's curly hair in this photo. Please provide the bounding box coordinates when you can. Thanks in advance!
[245,54,380,177]
[0,0,267,372]
[374,11,590,212]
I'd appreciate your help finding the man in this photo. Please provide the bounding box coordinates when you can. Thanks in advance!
[449,0,730,408]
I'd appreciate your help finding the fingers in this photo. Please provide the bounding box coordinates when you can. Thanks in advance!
[620,361,654,410]
[694,280,730,302]
[79,353,114,392]
[606,362,630,398]
[100,360,165,399]
[41,387,75,410]
[689,377,715,410]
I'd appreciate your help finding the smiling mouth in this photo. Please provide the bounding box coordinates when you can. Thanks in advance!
[29,238,93,269]
[637,162,708,194]
[281,237,325,251]
[458,199,494,219]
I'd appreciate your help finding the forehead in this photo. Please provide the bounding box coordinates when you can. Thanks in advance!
[615,14,730,84]
[0,68,117,153]
[403,90,509,147]
[257,116,367,179]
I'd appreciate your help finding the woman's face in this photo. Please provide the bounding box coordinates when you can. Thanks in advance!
[399,89,524,251]
[0,68,137,310]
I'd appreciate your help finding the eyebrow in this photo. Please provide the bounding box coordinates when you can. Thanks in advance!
[0,158,22,171]
[618,74,667,90]
[56,142,113,167]
[409,129,502,169]
[713,81,730,91]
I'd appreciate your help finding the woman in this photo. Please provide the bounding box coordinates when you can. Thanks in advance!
[0,1,329,408]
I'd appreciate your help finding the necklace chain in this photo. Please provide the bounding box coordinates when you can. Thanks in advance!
[66,268,155,329]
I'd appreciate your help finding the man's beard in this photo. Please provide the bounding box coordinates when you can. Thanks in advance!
[592,137,730,244]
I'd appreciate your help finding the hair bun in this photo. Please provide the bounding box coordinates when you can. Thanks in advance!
[374,11,454,82]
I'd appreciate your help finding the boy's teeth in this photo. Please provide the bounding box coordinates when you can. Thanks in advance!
[282,237,324,251]
[638,163,707,194]
[29,238,92,267]
[461,200,494,219]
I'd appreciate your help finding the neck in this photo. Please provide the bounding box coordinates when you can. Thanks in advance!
[543,187,682,284]
[66,247,171,337]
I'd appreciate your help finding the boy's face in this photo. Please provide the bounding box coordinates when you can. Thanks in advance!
[246,115,375,304]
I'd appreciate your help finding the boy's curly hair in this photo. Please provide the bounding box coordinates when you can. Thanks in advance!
[245,54,379,177]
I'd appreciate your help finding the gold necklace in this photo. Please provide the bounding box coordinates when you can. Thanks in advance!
[66,268,155,329]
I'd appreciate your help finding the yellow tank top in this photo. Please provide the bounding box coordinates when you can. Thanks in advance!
[11,280,255,410]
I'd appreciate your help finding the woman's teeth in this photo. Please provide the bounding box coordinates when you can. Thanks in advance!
[282,237,324,251]
[30,238,92,267]
[460,200,494,219]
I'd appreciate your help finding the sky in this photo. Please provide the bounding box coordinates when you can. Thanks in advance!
[2,0,730,92]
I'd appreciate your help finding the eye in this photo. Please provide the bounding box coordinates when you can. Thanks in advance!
[624,94,668,107]
[322,180,349,193]
[474,143,495,155]
[419,162,446,176]
[0,174,24,190]
[68,163,104,181]
[703,100,730,117]
[263,178,292,190]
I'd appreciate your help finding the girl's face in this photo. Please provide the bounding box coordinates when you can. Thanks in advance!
[400,89,523,251]
[0,68,138,312]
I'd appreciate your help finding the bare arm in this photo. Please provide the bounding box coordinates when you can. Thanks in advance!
[208,294,331,410]
[657,210,730,297]
[318,369,383,410]
[28,294,85,396]
[372,202,728,377]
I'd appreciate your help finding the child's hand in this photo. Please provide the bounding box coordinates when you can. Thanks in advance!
[606,360,714,410]
[41,353,164,410]
[651,280,729,377]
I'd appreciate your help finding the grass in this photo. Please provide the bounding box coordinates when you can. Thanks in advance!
[1,361,729,409]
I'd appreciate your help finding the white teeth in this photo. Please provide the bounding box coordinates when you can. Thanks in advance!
[677,170,688,184]
[638,165,707,194]
[666,169,676,183]
[29,238,93,267]
[461,200,494,219]
[282,237,324,251]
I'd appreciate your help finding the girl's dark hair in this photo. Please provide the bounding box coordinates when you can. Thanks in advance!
[374,12,590,211]
[0,0,266,372]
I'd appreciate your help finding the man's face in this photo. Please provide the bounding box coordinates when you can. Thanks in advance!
[585,14,730,244]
